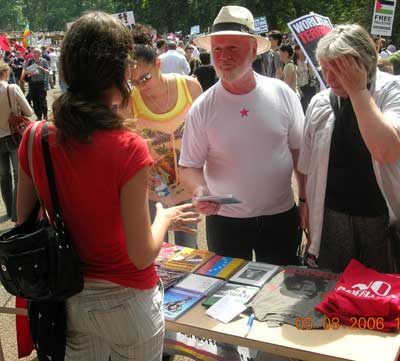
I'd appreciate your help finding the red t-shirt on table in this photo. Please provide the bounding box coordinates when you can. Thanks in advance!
[19,121,157,289]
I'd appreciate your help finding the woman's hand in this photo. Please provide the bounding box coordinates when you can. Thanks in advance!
[321,56,368,98]
[155,202,201,234]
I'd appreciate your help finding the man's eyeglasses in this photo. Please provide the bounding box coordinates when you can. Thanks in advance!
[186,48,194,51]
[132,72,152,86]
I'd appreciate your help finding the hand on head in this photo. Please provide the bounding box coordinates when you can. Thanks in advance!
[320,56,368,98]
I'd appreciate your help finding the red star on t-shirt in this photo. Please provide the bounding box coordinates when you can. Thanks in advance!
[240,108,249,117]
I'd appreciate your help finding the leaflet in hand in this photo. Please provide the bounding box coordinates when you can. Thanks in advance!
[26,63,39,75]
[194,195,242,204]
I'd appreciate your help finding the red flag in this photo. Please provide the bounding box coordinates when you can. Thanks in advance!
[12,41,26,55]
[0,33,11,51]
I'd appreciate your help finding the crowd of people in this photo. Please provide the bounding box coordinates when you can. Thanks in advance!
[0,4,399,361]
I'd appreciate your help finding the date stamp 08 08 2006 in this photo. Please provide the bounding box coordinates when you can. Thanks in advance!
[295,316,400,331]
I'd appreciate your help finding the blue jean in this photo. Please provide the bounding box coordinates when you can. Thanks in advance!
[0,135,19,221]
[149,200,197,248]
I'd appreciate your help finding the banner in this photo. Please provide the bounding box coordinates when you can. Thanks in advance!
[112,11,135,29]
[23,21,30,48]
[0,34,11,51]
[288,13,334,89]
[191,25,200,36]
[371,0,397,36]
[254,16,268,35]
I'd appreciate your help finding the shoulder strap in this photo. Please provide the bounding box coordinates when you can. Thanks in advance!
[329,91,341,120]
[28,122,41,202]
[6,86,12,112]
[41,121,64,229]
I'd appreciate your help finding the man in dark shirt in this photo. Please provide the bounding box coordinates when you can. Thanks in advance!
[12,51,25,92]
[24,47,49,120]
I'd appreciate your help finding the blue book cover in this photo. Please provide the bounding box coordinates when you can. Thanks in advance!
[163,287,204,320]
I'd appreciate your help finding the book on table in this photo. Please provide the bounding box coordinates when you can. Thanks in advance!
[161,247,215,273]
[195,255,247,280]
[155,266,186,289]
[163,287,204,320]
[174,273,225,296]
[155,242,184,266]
[202,282,260,307]
[229,262,280,287]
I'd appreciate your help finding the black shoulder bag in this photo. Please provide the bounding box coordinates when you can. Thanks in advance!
[0,121,83,301]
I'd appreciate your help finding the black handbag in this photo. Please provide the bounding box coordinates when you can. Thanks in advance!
[0,121,83,301]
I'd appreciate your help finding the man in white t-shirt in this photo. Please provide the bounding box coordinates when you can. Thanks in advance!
[179,6,306,265]
[159,41,190,75]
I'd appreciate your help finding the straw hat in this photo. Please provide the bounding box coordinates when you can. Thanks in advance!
[194,6,271,55]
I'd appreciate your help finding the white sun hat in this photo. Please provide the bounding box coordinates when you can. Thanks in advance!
[194,6,271,55]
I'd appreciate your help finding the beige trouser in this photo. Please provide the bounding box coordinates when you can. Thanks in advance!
[65,279,164,361]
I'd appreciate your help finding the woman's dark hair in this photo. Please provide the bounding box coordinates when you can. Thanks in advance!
[132,23,157,65]
[53,11,133,143]
[280,45,294,58]
[199,52,211,65]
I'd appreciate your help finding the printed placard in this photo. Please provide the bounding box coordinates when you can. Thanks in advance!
[371,0,397,36]
[288,13,334,89]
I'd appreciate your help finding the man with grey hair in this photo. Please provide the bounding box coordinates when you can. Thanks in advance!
[298,24,400,273]
[24,47,49,119]
[180,6,305,265]
[159,40,190,75]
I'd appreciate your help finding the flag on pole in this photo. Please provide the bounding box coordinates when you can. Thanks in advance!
[23,21,31,48]
[0,33,11,51]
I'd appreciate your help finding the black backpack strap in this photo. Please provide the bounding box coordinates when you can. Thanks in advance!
[41,122,64,229]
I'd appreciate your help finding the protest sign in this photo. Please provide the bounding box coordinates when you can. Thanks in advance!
[254,16,268,35]
[112,11,136,29]
[288,13,333,89]
[191,25,200,36]
[371,0,397,36]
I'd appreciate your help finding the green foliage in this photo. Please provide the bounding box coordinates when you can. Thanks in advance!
[0,0,399,45]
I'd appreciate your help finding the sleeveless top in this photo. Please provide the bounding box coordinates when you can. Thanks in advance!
[131,75,193,205]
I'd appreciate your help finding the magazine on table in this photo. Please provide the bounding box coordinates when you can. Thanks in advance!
[195,255,247,280]
[229,262,280,287]
[202,282,260,307]
[163,287,204,320]
[155,266,186,289]
[155,242,184,266]
[161,247,215,273]
[174,273,224,296]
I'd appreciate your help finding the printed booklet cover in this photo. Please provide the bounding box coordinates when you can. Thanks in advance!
[229,262,280,287]
[196,255,247,280]
[155,243,184,266]
[202,282,260,307]
[174,273,225,296]
[163,287,204,320]
[161,248,215,273]
[155,266,185,289]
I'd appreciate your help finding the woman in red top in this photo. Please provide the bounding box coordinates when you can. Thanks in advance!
[17,12,200,361]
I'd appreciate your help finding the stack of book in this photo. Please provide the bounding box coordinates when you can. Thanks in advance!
[195,255,247,280]
[155,243,184,266]
[161,248,215,273]
[164,274,224,320]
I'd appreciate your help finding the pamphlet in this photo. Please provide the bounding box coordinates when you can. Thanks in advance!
[194,195,242,204]
[206,295,247,324]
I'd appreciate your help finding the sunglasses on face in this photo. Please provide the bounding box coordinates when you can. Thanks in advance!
[132,72,152,86]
